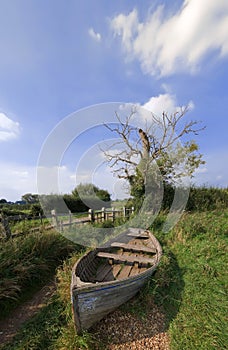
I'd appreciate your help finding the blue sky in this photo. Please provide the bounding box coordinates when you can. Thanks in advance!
[0,0,228,201]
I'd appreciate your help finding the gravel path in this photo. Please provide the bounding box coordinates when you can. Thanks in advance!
[93,299,170,349]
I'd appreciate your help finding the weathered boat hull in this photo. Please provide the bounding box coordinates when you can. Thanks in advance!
[71,228,162,333]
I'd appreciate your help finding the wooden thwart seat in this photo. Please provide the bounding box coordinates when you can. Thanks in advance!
[111,242,156,254]
[127,232,149,239]
[97,252,155,265]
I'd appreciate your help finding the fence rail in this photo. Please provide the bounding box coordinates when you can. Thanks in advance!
[0,206,134,239]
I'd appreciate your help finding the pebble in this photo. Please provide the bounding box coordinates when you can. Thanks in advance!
[93,300,170,349]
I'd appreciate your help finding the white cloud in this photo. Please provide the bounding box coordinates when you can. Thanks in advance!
[119,94,179,116]
[0,113,20,141]
[110,0,228,76]
[139,93,194,123]
[0,163,37,201]
[88,27,101,42]
[143,93,178,115]
[111,8,138,51]
[0,163,76,201]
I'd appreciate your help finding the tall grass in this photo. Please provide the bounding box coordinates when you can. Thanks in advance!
[9,218,49,235]
[0,253,101,350]
[0,230,81,316]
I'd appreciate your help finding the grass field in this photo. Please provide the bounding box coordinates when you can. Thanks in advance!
[0,209,227,349]
[153,209,228,349]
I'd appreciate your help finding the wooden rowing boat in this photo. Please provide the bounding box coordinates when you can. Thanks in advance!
[71,227,162,333]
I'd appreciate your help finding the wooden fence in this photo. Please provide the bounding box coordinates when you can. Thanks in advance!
[0,206,134,239]
[0,212,54,240]
[88,207,134,223]
[51,207,134,232]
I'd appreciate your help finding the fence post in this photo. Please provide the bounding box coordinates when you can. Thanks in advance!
[51,209,59,228]
[101,207,106,222]
[112,207,115,222]
[69,210,72,228]
[123,206,127,218]
[88,209,94,223]
[0,213,12,240]
[60,220,63,233]
[39,212,43,225]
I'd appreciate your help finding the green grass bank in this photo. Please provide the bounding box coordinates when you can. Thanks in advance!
[0,209,227,349]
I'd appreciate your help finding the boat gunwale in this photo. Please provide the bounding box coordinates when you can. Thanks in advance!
[71,229,162,293]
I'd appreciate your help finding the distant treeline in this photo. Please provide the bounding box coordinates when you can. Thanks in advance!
[1,185,228,217]
[40,193,111,214]
[0,183,112,217]
[0,194,111,217]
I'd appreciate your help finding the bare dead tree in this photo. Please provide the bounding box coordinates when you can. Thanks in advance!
[102,106,205,186]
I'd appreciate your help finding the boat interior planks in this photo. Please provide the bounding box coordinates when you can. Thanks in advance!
[95,261,114,282]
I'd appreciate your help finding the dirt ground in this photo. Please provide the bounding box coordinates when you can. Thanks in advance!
[0,281,56,344]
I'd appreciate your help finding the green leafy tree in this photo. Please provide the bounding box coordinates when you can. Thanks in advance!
[72,183,110,201]
[72,183,99,197]
[0,198,7,204]
[96,189,111,201]
[71,183,111,210]
[63,194,88,212]
[30,203,43,216]
[22,193,39,204]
